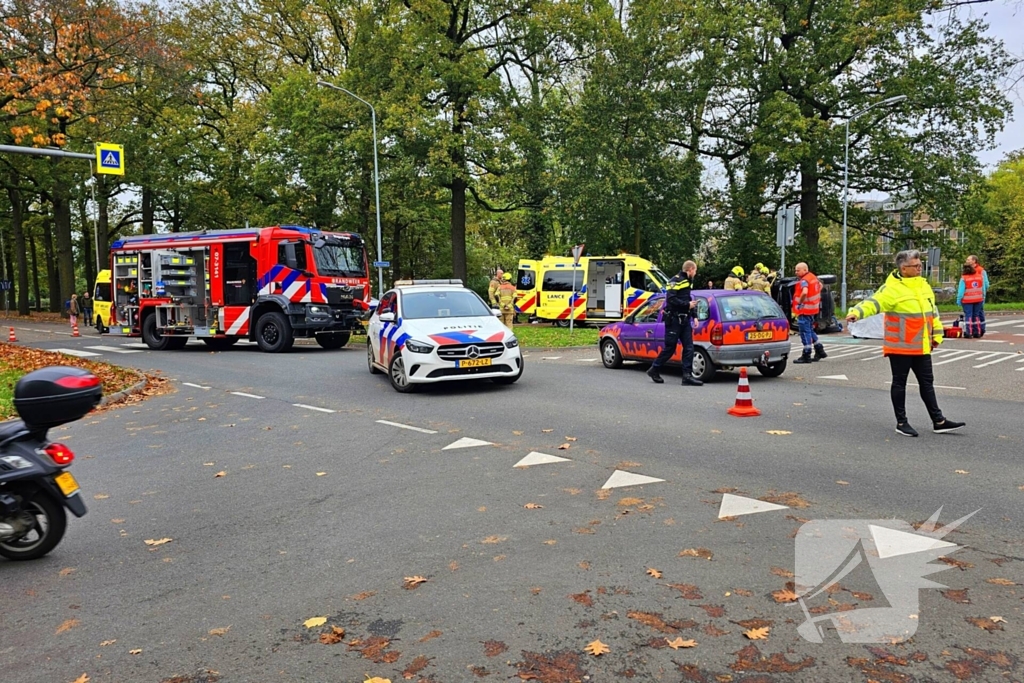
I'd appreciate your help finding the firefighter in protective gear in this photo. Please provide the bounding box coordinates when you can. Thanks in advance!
[497,272,517,328]
[647,260,703,386]
[488,269,504,307]
[846,249,965,437]
[724,266,745,291]
[746,263,770,293]
[792,262,827,363]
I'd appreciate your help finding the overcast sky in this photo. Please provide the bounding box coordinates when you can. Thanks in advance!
[974,1,1024,168]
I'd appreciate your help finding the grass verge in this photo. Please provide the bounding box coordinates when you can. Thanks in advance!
[0,343,151,420]
[513,324,600,348]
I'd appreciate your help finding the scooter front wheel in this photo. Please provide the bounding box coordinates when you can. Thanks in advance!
[0,491,67,561]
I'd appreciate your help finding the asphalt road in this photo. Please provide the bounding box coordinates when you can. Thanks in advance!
[2,322,1023,683]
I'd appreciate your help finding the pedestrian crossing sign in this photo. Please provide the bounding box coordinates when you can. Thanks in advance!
[95,142,125,176]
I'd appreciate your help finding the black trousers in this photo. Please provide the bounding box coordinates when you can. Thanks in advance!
[652,311,693,375]
[888,354,944,425]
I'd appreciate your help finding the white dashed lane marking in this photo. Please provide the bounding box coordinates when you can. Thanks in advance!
[294,403,335,413]
[230,392,265,399]
[182,382,211,390]
[375,419,437,434]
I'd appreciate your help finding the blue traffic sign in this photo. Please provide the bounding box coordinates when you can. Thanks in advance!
[0,280,11,291]
[373,261,390,268]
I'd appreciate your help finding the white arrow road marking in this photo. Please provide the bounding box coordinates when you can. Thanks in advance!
[514,452,570,468]
[869,524,957,559]
[718,493,789,518]
[375,419,437,434]
[601,470,665,489]
[443,437,494,450]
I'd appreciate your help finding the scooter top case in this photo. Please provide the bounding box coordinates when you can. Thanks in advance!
[13,367,103,431]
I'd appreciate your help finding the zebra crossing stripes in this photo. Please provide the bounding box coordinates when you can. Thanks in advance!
[85,345,143,354]
[818,342,1021,371]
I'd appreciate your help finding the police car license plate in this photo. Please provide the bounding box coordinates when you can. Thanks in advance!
[745,330,773,341]
[54,472,79,496]
[457,358,492,368]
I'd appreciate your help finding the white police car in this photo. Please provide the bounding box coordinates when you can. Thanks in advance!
[366,280,523,392]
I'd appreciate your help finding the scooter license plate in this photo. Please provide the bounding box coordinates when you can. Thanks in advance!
[54,472,79,496]
[457,358,492,368]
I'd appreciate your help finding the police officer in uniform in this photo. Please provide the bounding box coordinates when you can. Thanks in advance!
[496,273,517,328]
[647,260,703,386]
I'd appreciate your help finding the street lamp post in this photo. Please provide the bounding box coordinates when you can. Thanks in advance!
[840,94,907,314]
[316,80,384,298]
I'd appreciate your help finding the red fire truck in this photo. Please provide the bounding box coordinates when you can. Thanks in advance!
[103,225,370,352]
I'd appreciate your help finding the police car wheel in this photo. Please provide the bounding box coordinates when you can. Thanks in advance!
[388,353,416,393]
[601,339,623,368]
[367,340,382,374]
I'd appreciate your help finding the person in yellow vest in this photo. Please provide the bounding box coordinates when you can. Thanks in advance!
[724,266,745,290]
[846,249,965,437]
[792,262,828,363]
[746,263,771,293]
[488,269,504,307]
[496,273,517,328]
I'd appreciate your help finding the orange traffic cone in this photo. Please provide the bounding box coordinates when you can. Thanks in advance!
[72,323,80,338]
[7,327,16,342]
[727,367,761,417]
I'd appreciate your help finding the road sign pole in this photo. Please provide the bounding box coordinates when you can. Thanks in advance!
[569,269,577,335]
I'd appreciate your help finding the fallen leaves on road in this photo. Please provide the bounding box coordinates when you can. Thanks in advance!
[349,591,376,601]
[666,637,697,649]
[772,588,800,603]
[986,578,1018,586]
[679,547,713,561]
[646,568,662,579]
[955,469,970,475]
[562,488,582,495]
[697,604,725,618]
[523,503,543,509]
[316,472,326,476]
[93,494,109,500]
[733,588,754,597]
[761,491,811,508]
[516,650,586,682]
[734,618,774,630]
[481,535,506,544]
[770,566,795,578]
[402,655,431,678]
[765,430,792,435]
[512,430,523,435]
[403,576,428,590]
[449,561,459,571]
[558,443,571,450]
[570,591,593,607]
[419,630,442,643]
[363,678,391,683]
[71,675,89,683]
[836,480,849,485]
[144,538,172,547]
[731,644,814,674]
[541,429,553,433]
[564,436,577,442]
[627,610,691,634]
[990,616,1007,623]
[214,471,226,478]
[350,636,399,663]
[59,567,75,577]
[666,583,702,600]
[483,640,508,657]
[966,616,1004,632]
[303,617,328,629]
[939,556,974,571]
[99,640,116,647]
[55,619,79,634]
[208,626,230,636]
[618,497,643,507]
[584,639,609,656]
[129,649,142,655]
[743,626,771,640]
[941,589,971,604]
[319,626,345,644]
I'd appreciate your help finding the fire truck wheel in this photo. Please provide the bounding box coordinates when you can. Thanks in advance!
[255,311,294,353]
[202,337,238,351]
[316,332,350,350]
[142,313,176,351]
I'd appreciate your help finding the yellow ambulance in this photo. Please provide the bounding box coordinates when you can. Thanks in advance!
[92,269,113,332]
[518,254,669,326]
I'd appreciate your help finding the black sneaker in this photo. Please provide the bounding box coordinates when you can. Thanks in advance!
[933,419,965,434]
[647,368,664,384]
[895,423,919,437]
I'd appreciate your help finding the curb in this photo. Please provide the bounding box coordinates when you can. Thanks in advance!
[100,375,147,408]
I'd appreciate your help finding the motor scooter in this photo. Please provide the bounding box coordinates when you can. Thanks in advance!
[0,366,102,560]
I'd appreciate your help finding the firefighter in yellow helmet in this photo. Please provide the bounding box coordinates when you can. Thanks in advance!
[746,263,771,293]
[724,266,745,291]
[497,272,517,328]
